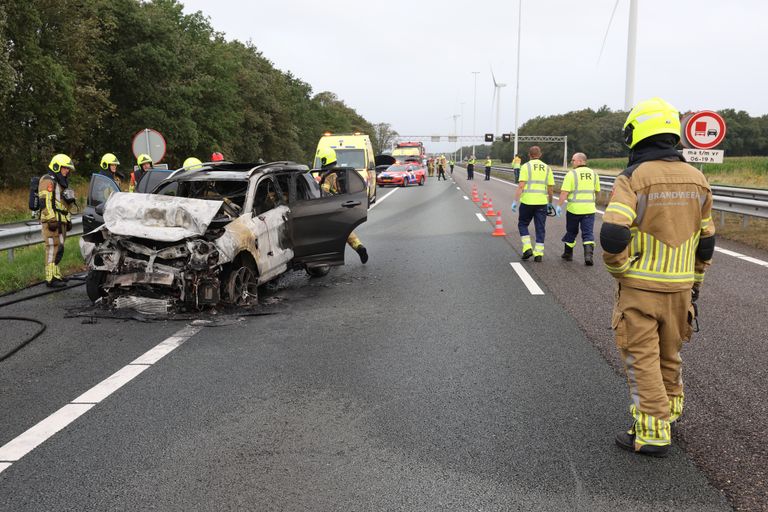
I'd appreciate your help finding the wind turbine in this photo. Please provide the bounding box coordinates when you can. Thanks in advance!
[597,0,638,110]
[490,66,507,140]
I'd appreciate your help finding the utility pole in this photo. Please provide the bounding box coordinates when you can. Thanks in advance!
[472,71,480,159]
[624,0,638,110]
[513,0,522,158]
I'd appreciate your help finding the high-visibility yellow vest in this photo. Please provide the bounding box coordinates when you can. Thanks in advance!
[468,157,476,165]
[485,158,492,167]
[562,166,600,214]
[520,159,554,205]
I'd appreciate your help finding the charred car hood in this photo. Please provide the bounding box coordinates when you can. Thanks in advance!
[102,192,224,242]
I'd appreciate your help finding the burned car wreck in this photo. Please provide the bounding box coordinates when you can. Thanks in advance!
[81,162,368,313]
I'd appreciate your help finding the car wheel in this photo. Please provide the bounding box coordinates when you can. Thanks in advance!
[306,265,330,278]
[401,179,408,187]
[85,270,107,303]
[224,257,258,305]
[418,176,425,186]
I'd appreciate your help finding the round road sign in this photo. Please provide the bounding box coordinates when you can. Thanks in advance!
[682,111,726,149]
[131,128,167,163]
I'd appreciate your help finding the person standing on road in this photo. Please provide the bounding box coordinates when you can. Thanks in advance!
[510,146,557,261]
[601,97,715,457]
[556,152,600,265]
[484,156,492,181]
[512,154,522,183]
[316,147,368,264]
[130,154,153,192]
[467,155,476,180]
[39,154,76,287]
[436,156,447,181]
[427,158,434,178]
[449,159,455,175]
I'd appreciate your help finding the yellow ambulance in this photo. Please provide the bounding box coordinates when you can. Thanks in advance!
[314,133,377,205]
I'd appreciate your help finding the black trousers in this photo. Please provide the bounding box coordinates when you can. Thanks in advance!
[485,166,491,180]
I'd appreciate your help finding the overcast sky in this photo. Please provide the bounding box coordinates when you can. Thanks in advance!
[182,0,767,152]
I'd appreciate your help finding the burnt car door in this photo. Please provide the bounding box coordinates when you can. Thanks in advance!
[290,167,367,266]
[83,174,120,233]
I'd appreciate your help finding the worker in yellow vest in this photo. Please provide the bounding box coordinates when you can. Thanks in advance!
[556,152,600,265]
[510,146,557,261]
[466,155,476,180]
[484,157,492,180]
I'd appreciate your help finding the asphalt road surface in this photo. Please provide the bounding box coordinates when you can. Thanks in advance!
[0,170,760,510]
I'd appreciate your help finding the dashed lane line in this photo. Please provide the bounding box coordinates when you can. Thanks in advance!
[510,262,545,295]
[475,213,487,222]
[463,196,469,200]
[0,324,203,474]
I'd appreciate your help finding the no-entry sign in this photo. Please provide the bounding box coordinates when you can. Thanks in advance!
[682,111,726,149]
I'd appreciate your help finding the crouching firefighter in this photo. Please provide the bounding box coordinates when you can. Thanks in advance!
[316,147,368,264]
[40,154,77,287]
[600,97,715,457]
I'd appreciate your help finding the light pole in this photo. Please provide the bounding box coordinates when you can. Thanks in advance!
[513,0,522,158]
[471,71,480,159]
[460,102,465,161]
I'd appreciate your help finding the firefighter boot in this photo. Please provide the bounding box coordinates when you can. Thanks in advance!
[356,245,369,264]
[615,430,669,458]
[584,244,594,266]
[561,244,573,261]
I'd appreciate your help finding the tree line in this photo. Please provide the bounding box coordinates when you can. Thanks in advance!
[0,0,387,187]
[458,106,768,165]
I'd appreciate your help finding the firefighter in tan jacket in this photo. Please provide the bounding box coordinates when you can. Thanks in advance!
[39,154,77,287]
[600,98,715,457]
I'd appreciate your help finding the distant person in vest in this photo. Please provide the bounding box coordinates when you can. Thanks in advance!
[512,154,522,183]
[466,155,476,180]
[484,156,492,180]
[510,146,557,262]
[556,152,600,265]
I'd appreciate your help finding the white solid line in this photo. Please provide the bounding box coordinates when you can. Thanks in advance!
[368,188,399,211]
[71,364,151,404]
[0,404,95,462]
[715,247,768,267]
[475,213,487,222]
[463,195,469,200]
[0,324,203,469]
[131,336,186,365]
[510,262,545,295]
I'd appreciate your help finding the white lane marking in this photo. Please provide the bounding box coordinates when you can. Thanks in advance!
[475,213,487,222]
[485,173,768,269]
[510,262,545,295]
[0,325,202,472]
[456,186,461,190]
[716,247,768,267]
[0,404,95,463]
[368,187,399,211]
[71,365,151,404]
[463,195,469,200]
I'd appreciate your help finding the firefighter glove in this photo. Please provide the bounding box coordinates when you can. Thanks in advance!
[691,283,700,303]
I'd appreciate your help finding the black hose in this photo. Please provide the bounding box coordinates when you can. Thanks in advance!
[0,316,47,362]
[0,281,85,309]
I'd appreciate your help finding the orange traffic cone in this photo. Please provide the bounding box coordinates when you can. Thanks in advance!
[491,214,507,236]
[472,186,480,202]
[486,198,497,217]
[480,193,489,208]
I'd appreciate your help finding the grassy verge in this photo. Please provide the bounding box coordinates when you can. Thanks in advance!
[0,236,85,294]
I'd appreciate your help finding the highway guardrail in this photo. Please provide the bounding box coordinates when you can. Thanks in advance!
[1,215,83,262]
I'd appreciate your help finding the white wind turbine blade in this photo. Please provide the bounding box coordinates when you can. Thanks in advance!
[491,65,498,88]
[597,0,621,67]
